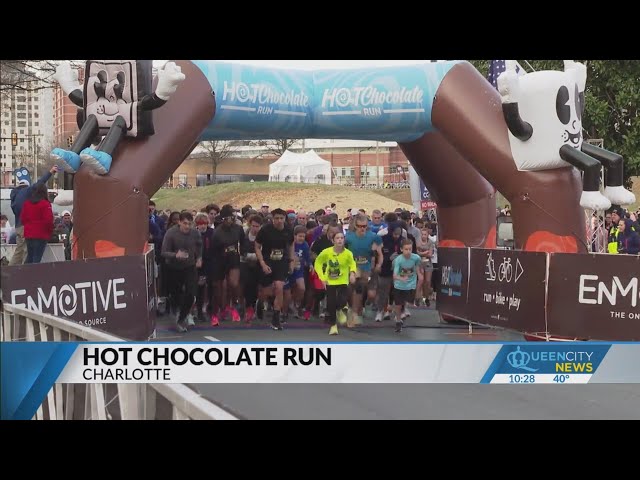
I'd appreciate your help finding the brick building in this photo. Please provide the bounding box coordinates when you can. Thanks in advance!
[168,140,412,188]
[53,66,84,147]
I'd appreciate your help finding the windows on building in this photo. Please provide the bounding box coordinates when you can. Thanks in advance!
[178,173,187,185]
[196,174,210,187]
[340,167,354,178]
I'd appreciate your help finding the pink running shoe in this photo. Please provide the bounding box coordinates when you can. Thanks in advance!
[231,308,241,323]
[245,306,255,322]
[210,314,220,327]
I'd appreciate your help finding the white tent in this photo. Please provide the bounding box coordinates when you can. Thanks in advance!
[268,150,332,185]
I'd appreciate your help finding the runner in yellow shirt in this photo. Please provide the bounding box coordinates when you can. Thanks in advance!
[314,231,357,335]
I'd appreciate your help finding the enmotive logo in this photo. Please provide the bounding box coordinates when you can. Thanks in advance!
[10,278,128,317]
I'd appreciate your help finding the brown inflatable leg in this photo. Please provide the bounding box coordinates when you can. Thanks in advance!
[431,62,587,253]
[400,132,496,248]
[71,61,216,259]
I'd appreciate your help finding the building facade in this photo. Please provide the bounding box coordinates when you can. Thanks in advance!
[1,66,55,186]
[167,140,412,188]
[53,66,83,148]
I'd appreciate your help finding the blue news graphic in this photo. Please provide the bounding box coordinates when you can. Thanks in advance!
[481,344,612,383]
[1,343,77,420]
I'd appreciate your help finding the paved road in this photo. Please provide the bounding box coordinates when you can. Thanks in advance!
[152,307,640,420]
[153,306,521,343]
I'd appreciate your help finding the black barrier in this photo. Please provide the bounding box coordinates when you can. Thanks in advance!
[436,248,469,320]
[1,249,157,340]
[468,249,547,333]
[438,247,640,341]
[547,253,640,341]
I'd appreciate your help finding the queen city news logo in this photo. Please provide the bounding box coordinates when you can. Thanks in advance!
[500,345,609,374]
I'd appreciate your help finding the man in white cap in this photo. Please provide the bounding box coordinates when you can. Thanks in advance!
[56,210,74,260]
[9,165,59,265]
[261,203,270,216]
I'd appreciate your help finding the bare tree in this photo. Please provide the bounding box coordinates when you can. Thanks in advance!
[12,137,61,181]
[0,61,84,98]
[200,140,236,184]
[251,139,301,158]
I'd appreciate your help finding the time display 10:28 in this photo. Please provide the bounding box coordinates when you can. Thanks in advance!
[509,374,536,384]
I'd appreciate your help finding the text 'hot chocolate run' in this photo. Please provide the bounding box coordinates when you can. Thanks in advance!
[83,347,332,367]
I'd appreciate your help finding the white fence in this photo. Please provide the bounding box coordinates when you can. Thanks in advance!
[1,303,238,420]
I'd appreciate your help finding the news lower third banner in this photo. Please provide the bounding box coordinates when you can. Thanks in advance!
[3,342,640,419]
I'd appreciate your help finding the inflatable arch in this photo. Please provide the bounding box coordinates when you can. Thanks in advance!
[61,60,634,259]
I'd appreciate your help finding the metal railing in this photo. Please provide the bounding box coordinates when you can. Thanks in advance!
[1,303,238,420]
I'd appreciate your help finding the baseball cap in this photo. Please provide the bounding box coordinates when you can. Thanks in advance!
[611,207,626,217]
[261,202,269,208]
[62,210,72,217]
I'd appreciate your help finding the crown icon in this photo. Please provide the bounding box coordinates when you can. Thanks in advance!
[508,346,530,368]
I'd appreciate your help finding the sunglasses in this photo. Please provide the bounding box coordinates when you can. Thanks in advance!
[356,224,368,229]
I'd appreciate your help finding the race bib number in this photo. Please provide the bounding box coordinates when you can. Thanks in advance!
[270,249,283,261]
[355,256,369,266]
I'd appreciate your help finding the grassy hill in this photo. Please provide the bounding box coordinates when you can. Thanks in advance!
[151,177,639,217]
[151,182,413,216]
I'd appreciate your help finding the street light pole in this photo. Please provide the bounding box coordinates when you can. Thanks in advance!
[376,141,380,188]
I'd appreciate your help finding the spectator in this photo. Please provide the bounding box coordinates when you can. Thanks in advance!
[1,214,15,245]
[618,219,640,255]
[10,165,58,265]
[20,182,54,264]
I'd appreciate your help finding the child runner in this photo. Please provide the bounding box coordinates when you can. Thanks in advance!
[392,239,423,333]
[314,231,357,335]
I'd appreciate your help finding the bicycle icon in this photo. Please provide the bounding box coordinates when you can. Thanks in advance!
[498,258,513,283]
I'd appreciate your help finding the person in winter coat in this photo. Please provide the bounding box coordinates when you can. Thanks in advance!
[618,219,640,255]
[9,165,57,265]
[20,183,54,264]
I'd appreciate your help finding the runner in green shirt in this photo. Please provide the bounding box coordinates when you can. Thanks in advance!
[314,231,357,335]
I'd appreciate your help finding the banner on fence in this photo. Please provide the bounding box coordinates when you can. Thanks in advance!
[1,250,156,341]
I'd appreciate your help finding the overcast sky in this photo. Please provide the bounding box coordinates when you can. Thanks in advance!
[154,60,433,70]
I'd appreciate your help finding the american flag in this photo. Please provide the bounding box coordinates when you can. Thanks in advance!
[487,60,525,89]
